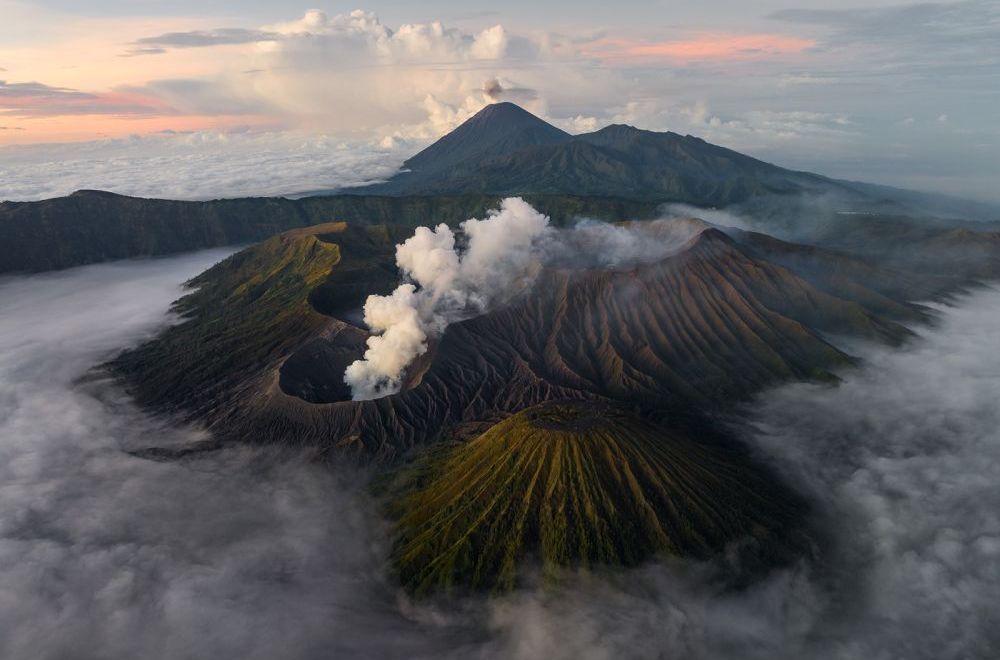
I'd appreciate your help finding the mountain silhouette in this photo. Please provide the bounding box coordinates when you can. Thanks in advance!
[363,102,856,205]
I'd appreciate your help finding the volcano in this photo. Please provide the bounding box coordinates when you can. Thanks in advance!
[97,106,1000,598]
[112,212,919,457]
[385,401,812,594]
[363,102,862,205]
[401,102,571,176]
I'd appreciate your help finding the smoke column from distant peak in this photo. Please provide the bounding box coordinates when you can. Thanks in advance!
[344,197,552,399]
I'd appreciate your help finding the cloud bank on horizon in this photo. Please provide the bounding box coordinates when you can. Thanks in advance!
[0,1,998,202]
[0,130,406,201]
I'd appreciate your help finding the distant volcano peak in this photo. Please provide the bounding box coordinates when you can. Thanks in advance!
[365,101,839,203]
[402,102,570,174]
[466,101,542,124]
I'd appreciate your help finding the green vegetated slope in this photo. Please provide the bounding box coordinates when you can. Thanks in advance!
[385,401,811,595]
[111,222,402,416]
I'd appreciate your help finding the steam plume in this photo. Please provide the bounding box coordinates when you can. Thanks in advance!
[345,197,551,399]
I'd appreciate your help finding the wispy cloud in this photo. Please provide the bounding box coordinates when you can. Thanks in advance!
[580,33,815,63]
[124,28,280,56]
[770,0,1000,72]
[0,80,168,117]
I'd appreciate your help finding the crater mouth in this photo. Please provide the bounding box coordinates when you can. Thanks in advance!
[524,400,618,432]
[277,329,438,404]
[277,326,368,404]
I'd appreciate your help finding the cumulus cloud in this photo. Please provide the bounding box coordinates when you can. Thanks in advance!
[345,197,552,399]
[0,130,407,201]
[241,9,544,139]
[262,9,508,61]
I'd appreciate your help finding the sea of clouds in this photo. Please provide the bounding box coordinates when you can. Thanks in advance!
[0,131,407,202]
[0,249,997,658]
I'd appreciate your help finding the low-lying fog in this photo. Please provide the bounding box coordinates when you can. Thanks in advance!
[0,251,997,659]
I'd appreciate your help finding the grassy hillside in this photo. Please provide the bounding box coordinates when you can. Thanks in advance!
[110,222,401,416]
[384,401,811,595]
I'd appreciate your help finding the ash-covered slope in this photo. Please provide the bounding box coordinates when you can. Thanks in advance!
[112,218,917,459]
[385,401,811,594]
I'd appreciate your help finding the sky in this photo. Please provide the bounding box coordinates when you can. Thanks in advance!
[0,0,998,202]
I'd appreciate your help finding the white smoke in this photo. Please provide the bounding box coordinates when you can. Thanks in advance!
[344,201,713,400]
[662,203,755,232]
[548,217,707,269]
[344,197,552,399]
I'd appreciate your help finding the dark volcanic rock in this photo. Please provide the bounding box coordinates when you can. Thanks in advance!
[0,191,659,274]
[110,221,919,461]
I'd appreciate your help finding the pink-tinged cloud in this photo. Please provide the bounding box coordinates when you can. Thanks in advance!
[0,80,284,144]
[0,81,171,118]
[0,114,284,145]
[582,33,815,63]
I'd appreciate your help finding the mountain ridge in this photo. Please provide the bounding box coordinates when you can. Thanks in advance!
[109,217,924,459]
[360,103,864,205]
[359,103,1000,222]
